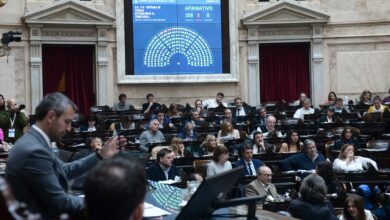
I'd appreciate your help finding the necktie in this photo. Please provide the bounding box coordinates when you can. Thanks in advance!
[247,162,253,175]
[266,187,273,196]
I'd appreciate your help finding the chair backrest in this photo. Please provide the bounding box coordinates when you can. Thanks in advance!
[193,160,211,177]
[332,127,345,137]
[280,118,299,125]
[366,140,390,151]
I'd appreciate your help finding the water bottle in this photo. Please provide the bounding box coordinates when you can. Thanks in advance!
[51,142,59,158]
[0,128,3,141]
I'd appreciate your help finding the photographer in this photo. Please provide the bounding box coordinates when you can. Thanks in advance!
[0,98,28,143]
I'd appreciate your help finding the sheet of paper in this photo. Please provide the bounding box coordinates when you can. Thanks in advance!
[143,202,171,217]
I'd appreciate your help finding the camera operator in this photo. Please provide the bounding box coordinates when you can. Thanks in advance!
[0,98,28,143]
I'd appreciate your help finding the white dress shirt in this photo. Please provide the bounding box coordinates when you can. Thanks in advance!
[236,107,246,116]
[246,161,256,176]
[293,107,315,119]
[202,99,228,109]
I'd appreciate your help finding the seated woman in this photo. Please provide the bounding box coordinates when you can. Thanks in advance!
[367,96,388,113]
[168,103,182,119]
[358,90,373,106]
[217,119,240,143]
[200,134,218,155]
[207,145,232,176]
[338,194,375,220]
[333,144,378,172]
[109,114,135,132]
[170,137,184,157]
[288,174,338,220]
[333,127,361,150]
[316,161,346,207]
[279,130,303,153]
[323,91,338,106]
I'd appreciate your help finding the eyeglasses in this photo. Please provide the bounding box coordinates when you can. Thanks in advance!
[260,174,272,177]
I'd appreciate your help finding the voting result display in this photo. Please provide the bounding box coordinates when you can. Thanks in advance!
[127,0,229,75]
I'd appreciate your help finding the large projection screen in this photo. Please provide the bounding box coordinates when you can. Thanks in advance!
[125,0,230,76]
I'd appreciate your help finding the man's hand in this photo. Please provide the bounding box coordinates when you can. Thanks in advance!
[98,135,127,159]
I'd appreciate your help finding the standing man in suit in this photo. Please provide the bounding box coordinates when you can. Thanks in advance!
[6,92,125,218]
[235,144,263,176]
[146,148,180,181]
[245,165,280,200]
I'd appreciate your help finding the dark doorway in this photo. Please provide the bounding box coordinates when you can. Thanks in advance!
[259,43,310,103]
[42,45,95,116]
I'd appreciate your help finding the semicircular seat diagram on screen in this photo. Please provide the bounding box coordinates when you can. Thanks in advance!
[136,25,222,75]
[144,26,213,68]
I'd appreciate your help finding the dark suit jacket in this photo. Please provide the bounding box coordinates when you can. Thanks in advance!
[234,159,263,176]
[177,131,199,141]
[319,115,336,123]
[6,127,99,218]
[288,198,338,220]
[146,162,179,182]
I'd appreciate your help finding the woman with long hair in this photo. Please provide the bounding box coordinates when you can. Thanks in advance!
[324,91,338,106]
[168,103,182,118]
[359,90,372,106]
[333,144,378,172]
[279,130,303,153]
[333,127,361,150]
[217,119,240,143]
[170,137,184,157]
[339,194,374,220]
[200,134,217,155]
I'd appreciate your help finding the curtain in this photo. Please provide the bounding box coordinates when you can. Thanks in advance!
[42,45,94,116]
[259,43,310,103]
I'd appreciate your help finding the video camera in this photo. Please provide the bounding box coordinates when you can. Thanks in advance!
[1,31,22,45]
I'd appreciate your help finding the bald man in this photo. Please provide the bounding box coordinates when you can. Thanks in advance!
[0,98,28,143]
[245,166,279,200]
[257,115,284,138]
